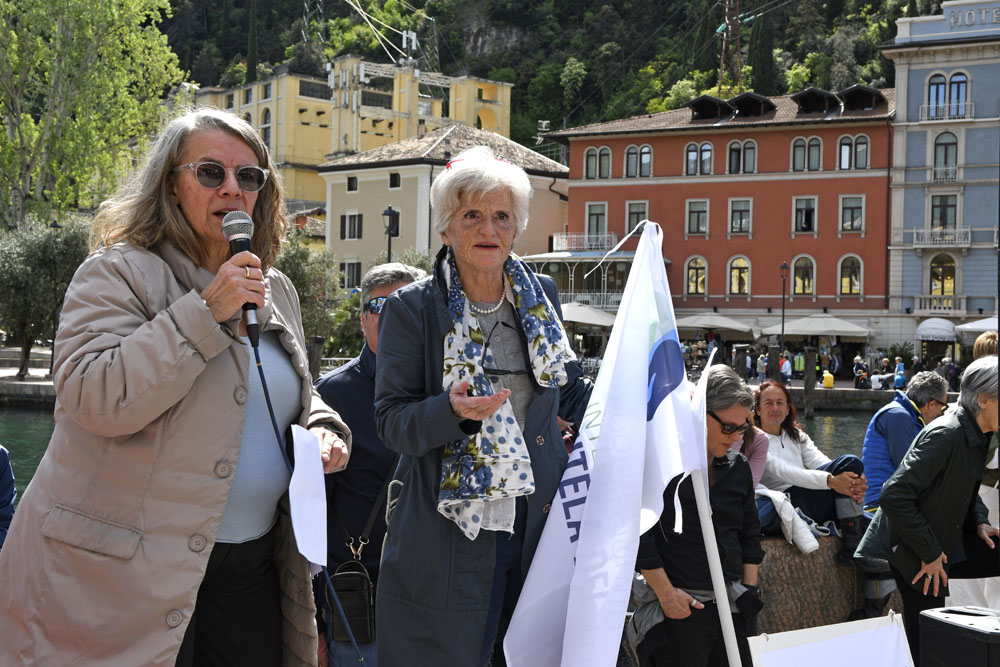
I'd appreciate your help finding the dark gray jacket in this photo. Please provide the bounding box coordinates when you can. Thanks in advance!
[856,405,991,593]
[373,251,589,665]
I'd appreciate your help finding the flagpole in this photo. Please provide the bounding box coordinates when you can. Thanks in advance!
[690,467,743,667]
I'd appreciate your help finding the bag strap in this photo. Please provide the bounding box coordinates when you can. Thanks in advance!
[333,453,401,560]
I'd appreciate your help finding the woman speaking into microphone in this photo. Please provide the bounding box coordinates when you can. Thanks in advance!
[0,108,350,666]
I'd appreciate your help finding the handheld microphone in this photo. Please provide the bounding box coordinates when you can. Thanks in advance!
[221,211,260,347]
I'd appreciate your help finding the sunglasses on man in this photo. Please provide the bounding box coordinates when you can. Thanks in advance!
[364,296,388,315]
[172,161,269,192]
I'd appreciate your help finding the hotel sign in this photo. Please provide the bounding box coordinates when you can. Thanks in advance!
[949,5,1000,28]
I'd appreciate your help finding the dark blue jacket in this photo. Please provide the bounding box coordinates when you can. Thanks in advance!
[861,390,923,508]
[0,445,15,550]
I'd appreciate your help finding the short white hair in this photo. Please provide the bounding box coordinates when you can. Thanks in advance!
[430,146,532,239]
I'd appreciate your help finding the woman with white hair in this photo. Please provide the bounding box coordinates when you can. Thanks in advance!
[857,355,999,665]
[373,147,590,665]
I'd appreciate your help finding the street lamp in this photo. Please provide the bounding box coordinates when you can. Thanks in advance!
[382,206,399,262]
[779,261,790,358]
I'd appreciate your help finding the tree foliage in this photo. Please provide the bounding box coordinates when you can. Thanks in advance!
[0,0,183,230]
[273,229,342,342]
[0,216,90,378]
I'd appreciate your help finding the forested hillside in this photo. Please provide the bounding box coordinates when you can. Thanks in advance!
[162,0,945,146]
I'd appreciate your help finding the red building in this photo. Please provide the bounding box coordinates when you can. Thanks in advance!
[530,87,895,342]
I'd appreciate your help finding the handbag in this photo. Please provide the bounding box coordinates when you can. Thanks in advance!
[326,453,400,644]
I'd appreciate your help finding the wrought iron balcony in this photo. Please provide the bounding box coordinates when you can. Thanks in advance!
[558,291,623,310]
[552,232,619,252]
[911,227,971,248]
[919,101,974,121]
[932,166,957,183]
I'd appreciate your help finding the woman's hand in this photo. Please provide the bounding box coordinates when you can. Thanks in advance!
[448,380,510,421]
[311,426,349,473]
[200,251,265,323]
[827,471,866,503]
[912,552,948,596]
[977,523,999,549]
[658,587,705,620]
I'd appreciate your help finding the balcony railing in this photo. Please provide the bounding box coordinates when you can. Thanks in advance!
[914,294,966,316]
[558,291,623,310]
[911,227,971,248]
[552,232,619,251]
[932,166,957,182]
[919,101,974,121]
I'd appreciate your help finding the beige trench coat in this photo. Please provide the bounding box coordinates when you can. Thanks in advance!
[0,242,349,666]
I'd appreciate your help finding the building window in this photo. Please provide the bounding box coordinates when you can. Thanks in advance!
[728,142,742,174]
[729,199,751,234]
[585,148,598,179]
[949,73,967,117]
[929,254,956,295]
[389,172,401,189]
[685,144,698,175]
[626,201,647,234]
[854,136,868,169]
[794,197,816,233]
[743,141,756,173]
[586,203,607,236]
[927,74,946,119]
[686,257,706,295]
[262,82,271,99]
[686,200,708,235]
[639,145,652,177]
[225,93,234,109]
[840,196,864,233]
[931,195,957,229]
[728,257,750,296]
[839,137,852,170]
[244,89,252,104]
[933,132,957,182]
[793,257,814,296]
[792,138,806,172]
[340,213,363,240]
[340,262,362,289]
[260,108,271,150]
[839,256,861,295]
[347,176,358,192]
[598,148,611,179]
[807,138,821,171]
[625,146,638,178]
[728,141,756,174]
[699,142,712,175]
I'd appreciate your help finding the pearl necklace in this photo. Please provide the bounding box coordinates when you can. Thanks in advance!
[469,296,504,315]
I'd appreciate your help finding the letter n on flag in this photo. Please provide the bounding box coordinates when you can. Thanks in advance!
[504,222,706,666]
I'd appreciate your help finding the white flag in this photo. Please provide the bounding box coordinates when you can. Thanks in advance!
[504,223,705,667]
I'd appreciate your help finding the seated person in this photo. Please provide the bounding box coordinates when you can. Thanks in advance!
[853,356,870,389]
[636,366,763,667]
[731,424,768,488]
[754,381,867,562]
[0,445,14,550]
[862,371,949,511]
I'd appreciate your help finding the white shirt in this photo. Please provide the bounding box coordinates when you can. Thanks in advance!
[759,429,832,493]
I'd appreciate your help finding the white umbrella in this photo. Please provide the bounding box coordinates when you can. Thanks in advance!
[914,317,957,341]
[761,313,868,337]
[562,302,616,327]
[956,316,998,334]
[674,313,754,333]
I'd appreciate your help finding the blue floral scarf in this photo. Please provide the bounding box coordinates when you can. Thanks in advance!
[439,249,575,539]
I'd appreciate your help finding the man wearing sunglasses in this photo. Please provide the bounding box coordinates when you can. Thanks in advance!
[313,262,426,667]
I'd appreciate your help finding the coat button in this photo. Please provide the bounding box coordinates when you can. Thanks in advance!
[188,534,208,552]
[234,388,248,404]
[166,610,184,628]
[536,435,545,446]
[542,503,551,514]
[214,461,232,478]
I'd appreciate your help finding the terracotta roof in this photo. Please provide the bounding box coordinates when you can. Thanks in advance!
[544,89,896,141]
[318,124,568,177]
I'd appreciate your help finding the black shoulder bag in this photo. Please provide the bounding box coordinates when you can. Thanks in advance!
[326,454,399,644]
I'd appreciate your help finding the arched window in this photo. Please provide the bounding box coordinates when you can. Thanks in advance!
[928,74,946,119]
[625,146,639,178]
[639,145,652,177]
[792,138,806,172]
[685,144,699,175]
[854,136,868,169]
[728,142,742,174]
[728,257,750,295]
[699,143,713,175]
[933,132,957,182]
[743,141,756,173]
[929,254,956,295]
[686,257,706,295]
[793,257,814,295]
[839,257,861,295]
[949,73,967,117]
[260,108,272,149]
[585,148,598,179]
[598,147,611,179]
[807,138,821,171]
[839,137,853,170]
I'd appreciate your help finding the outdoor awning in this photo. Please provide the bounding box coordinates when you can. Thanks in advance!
[761,314,869,337]
[674,313,754,333]
[562,302,617,327]
[914,317,956,341]
[956,316,997,334]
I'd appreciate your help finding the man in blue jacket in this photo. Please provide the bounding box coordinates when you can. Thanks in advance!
[861,371,950,511]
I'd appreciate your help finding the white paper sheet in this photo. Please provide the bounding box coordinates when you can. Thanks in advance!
[289,424,327,568]
[749,613,913,667]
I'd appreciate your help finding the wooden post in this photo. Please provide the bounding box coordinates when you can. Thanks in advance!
[803,346,817,418]
[734,343,749,382]
[769,344,782,382]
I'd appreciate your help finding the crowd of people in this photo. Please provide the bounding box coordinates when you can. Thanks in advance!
[0,107,996,667]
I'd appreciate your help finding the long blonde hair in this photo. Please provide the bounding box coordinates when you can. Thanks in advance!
[93,107,286,269]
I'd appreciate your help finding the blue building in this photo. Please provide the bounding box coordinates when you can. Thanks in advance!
[881,0,999,359]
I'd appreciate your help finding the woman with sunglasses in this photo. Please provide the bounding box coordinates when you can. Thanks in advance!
[635,365,763,667]
[754,381,869,563]
[0,108,350,666]
[372,146,591,666]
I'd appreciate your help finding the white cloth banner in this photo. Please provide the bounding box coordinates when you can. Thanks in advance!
[504,223,706,667]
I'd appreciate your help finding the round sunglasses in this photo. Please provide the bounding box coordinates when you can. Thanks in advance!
[172,161,269,192]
